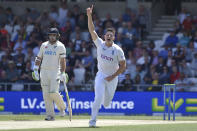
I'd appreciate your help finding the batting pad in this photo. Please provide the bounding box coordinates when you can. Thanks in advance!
[50,93,66,111]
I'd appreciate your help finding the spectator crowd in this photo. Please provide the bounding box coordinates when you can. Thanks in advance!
[0,2,197,92]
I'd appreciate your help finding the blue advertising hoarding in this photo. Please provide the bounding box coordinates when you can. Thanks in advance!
[0,92,197,115]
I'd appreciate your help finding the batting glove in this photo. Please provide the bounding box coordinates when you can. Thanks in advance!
[60,72,69,83]
[32,65,40,81]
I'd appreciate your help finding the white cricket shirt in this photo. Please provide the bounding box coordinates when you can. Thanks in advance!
[37,41,66,70]
[94,37,125,75]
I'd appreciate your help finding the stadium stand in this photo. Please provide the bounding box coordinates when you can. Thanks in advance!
[0,0,197,92]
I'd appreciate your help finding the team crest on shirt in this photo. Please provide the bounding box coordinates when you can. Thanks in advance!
[54,46,57,49]
[103,48,106,51]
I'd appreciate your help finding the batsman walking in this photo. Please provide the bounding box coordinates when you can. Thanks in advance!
[87,5,126,127]
[32,27,68,121]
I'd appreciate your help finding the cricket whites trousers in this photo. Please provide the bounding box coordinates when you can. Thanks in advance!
[40,69,66,117]
[91,71,118,121]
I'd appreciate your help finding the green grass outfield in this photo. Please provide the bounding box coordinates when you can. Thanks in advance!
[2,124,197,131]
[0,115,197,121]
[0,115,197,131]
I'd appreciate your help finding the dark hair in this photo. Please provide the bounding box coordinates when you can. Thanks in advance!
[106,27,116,35]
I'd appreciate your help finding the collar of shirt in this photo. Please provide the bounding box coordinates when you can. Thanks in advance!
[48,41,57,46]
[104,42,114,49]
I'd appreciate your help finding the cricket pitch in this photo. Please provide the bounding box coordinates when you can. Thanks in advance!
[1,119,197,130]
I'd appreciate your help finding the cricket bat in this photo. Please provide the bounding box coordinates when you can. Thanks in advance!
[63,80,72,121]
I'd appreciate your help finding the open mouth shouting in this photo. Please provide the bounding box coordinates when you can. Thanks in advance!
[107,38,111,41]
[105,32,114,44]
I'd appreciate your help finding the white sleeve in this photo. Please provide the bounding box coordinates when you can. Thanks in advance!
[117,48,126,61]
[37,44,44,58]
[59,45,66,58]
[93,37,103,48]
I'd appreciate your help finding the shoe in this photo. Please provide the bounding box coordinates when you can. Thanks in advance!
[89,120,96,128]
[60,110,65,117]
[45,115,55,121]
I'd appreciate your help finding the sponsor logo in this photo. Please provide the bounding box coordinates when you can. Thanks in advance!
[20,98,134,110]
[101,54,113,61]
[152,98,197,112]
[121,55,124,59]
[0,97,4,111]
[44,51,56,55]
[21,98,45,109]
[70,98,134,110]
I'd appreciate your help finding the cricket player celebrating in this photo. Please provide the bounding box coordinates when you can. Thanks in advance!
[32,28,68,121]
[87,5,126,127]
